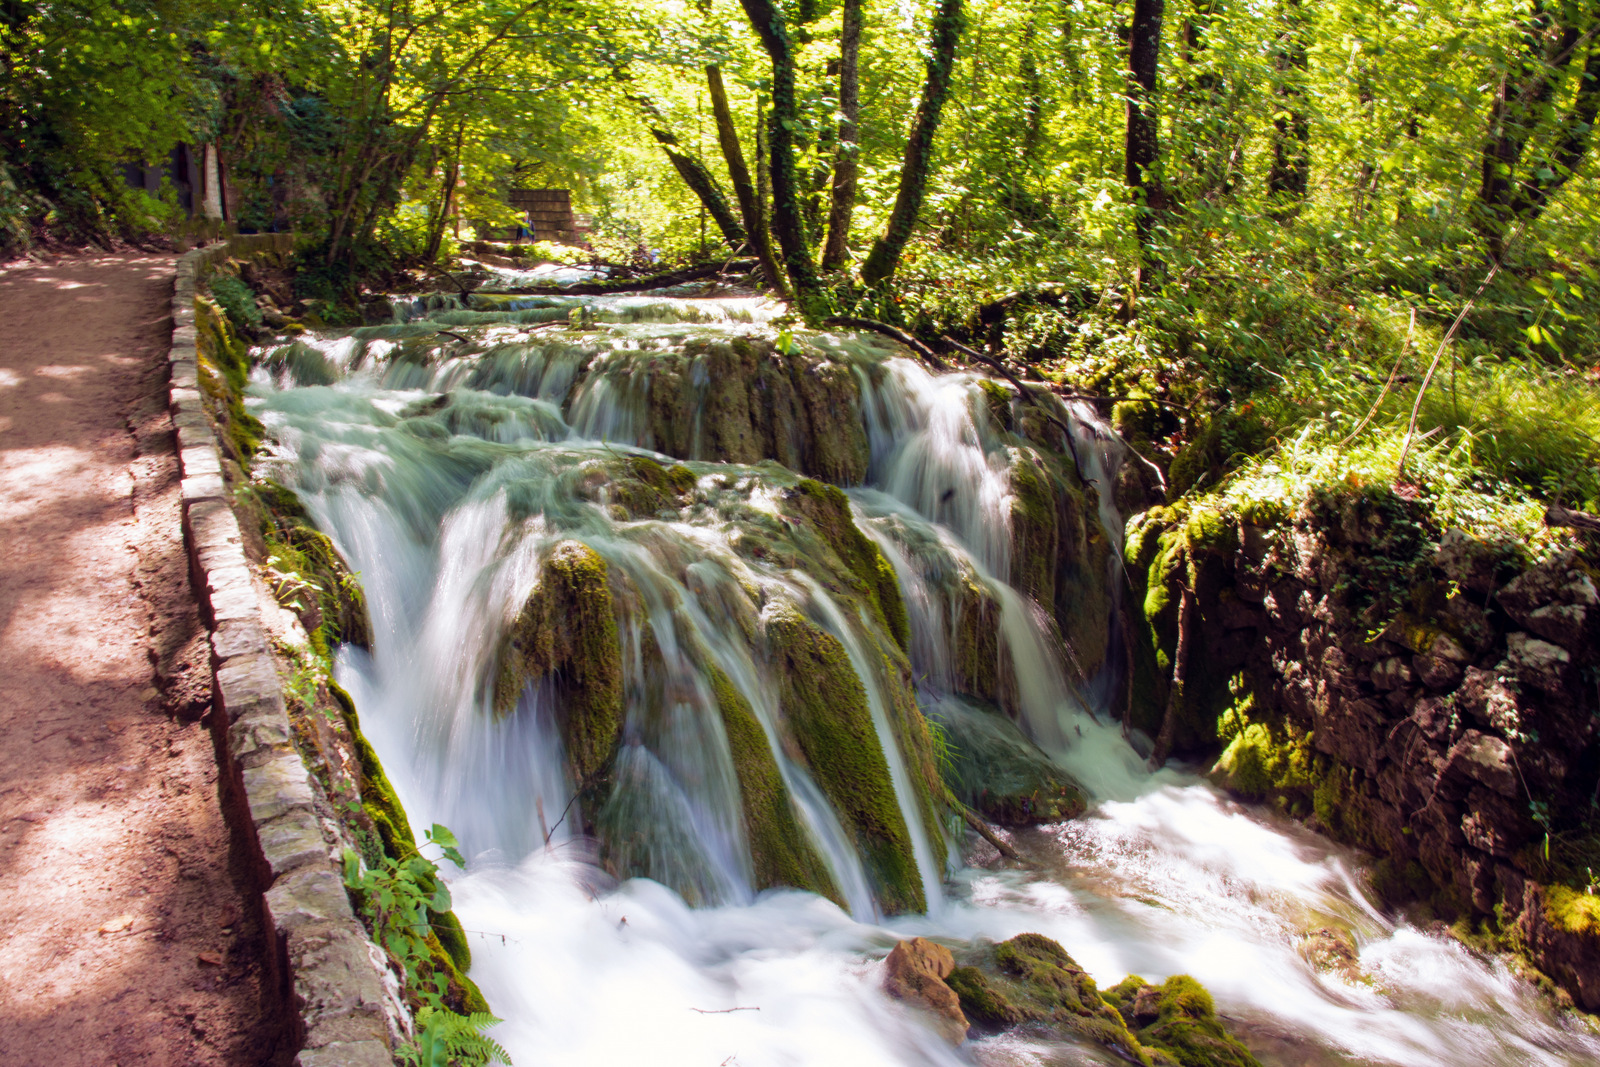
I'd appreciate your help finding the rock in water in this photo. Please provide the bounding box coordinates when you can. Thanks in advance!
[883,938,969,1043]
[945,933,1263,1067]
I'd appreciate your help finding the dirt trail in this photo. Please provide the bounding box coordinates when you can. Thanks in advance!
[0,253,283,1065]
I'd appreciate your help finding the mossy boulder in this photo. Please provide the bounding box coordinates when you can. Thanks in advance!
[949,934,1147,1061]
[788,479,910,652]
[930,700,1086,826]
[494,540,624,783]
[763,601,925,913]
[1102,974,1262,1067]
[638,335,870,484]
[948,934,1261,1067]
[706,663,843,904]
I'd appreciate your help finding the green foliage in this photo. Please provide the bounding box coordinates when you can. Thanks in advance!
[209,274,263,333]
[344,825,509,1066]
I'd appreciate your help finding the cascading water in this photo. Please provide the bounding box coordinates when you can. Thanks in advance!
[251,286,1600,1066]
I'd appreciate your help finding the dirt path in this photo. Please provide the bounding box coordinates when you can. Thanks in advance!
[0,253,284,1065]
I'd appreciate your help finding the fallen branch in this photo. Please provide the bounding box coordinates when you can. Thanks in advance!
[823,316,949,370]
[1546,503,1600,534]
[478,259,755,297]
[424,262,474,296]
[962,808,1026,863]
[435,329,470,343]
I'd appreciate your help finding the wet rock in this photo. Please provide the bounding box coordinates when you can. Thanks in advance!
[931,700,1087,826]
[1300,927,1363,982]
[1504,632,1571,694]
[883,938,968,1044]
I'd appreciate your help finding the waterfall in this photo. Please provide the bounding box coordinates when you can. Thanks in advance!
[252,291,1600,1067]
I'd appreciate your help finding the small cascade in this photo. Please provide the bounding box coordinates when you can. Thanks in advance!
[250,289,1600,1067]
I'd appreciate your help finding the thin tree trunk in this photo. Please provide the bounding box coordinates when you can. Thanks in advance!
[426,122,465,261]
[1476,3,1582,256]
[859,0,965,287]
[1266,0,1310,215]
[707,65,788,294]
[1149,585,1192,767]
[821,0,863,270]
[738,0,828,320]
[1125,0,1165,282]
[621,79,747,250]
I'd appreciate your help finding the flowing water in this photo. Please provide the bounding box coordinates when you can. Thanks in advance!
[251,287,1600,1066]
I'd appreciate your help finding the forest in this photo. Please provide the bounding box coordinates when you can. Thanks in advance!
[6,0,1600,1063]
[6,0,1600,521]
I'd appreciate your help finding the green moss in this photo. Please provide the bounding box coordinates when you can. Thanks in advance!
[330,682,490,1016]
[1137,975,1261,1067]
[495,541,624,783]
[1008,450,1058,605]
[1210,714,1314,803]
[1544,883,1600,937]
[932,699,1086,825]
[764,602,924,913]
[605,455,698,517]
[705,663,843,904]
[953,577,1006,707]
[946,965,1023,1027]
[195,296,264,464]
[978,379,1015,432]
[239,480,372,648]
[790,479,910,653]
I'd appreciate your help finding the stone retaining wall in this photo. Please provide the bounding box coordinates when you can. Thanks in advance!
[169,236,401,1067]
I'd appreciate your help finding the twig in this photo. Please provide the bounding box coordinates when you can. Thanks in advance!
[1398,219,1527,479]
[436,329,470,343]
[544,790,581,845]
[1340,307,1416,447]
[823,316,949,369]
[424,262,473,296]
[690,1006,760,1014]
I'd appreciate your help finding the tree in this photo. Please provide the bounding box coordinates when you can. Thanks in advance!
[1266,0,1311,214]
[859,0,965,287]
[820,0,863,271]
[1125,0,1165,280]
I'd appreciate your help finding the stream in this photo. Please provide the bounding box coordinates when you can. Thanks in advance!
[250,285,1600,1066]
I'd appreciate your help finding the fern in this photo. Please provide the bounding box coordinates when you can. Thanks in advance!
[403,1007,511,1067]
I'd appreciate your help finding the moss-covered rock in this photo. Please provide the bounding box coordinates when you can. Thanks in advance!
[931,699,1085,825]
[1103,974,1262,1067]
[947,934,1260,1067]
[238,479,372,649]
[789,479,910,652]
[195,295,265,465]
[635,336,870,484]
[763,601,925,913]
[950,934,1148,1061]
[705,663,843,904]
[494,540,624,783]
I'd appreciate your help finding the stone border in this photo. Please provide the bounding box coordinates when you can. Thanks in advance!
[170,237,400,1067]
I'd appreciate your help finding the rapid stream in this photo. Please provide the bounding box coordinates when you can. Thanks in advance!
[251,285,1600,1066]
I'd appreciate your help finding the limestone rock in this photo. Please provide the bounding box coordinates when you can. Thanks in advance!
[1370,656,1412,691]
[1443,731,1517,798]
[884,938,968,1043]
[1504,632,1572,694]
[1525,601,1591,651]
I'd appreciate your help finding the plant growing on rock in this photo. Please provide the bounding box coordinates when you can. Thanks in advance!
[343,824,509,1066]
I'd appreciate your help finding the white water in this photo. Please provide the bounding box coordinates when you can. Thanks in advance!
[253,292,1600,1066]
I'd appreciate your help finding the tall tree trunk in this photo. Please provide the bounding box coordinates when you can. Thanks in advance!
[1266,0,1310,215]
[621,79,747,251]
[1125,0,1165,282]
[821,0,862,270]
[706,65,788,295]
[1476,3,1584,257]
[425,122,465,262]
[859,0,965,288]
[738,0,829,320]
[1513,46,1600,222]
